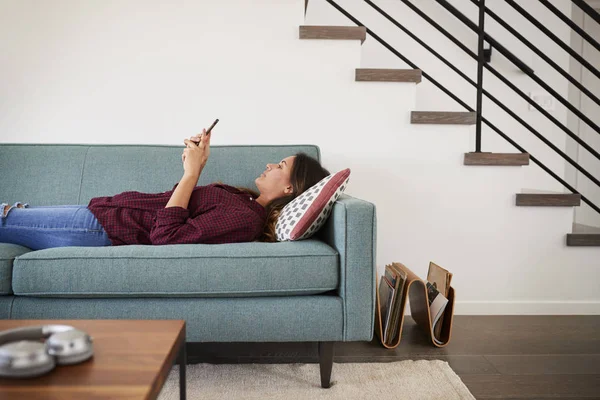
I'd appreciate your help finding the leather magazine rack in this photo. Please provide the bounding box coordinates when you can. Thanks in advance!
[375,262,455,349]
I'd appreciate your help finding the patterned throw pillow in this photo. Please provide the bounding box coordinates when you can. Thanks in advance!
[275,168,351,241]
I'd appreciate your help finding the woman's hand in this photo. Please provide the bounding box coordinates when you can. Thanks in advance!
[181,128,210,178]
[181,131,205,162]
[188,133,203,146]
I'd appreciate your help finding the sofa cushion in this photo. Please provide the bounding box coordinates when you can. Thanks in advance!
[0,297,14,318]
[0,145,88,206]
[12,240,339,298]
[78,145,321,205]
[0,243,33,295]
[0,144,320,207]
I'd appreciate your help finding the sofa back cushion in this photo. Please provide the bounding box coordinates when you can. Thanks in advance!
[0,145,88,206]
[0,144,320,205]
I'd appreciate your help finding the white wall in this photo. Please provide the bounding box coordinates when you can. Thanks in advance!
[567,9,600,228]
[1,0,598,314]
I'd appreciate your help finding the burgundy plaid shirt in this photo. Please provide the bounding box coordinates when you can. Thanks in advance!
[87,183,266,246]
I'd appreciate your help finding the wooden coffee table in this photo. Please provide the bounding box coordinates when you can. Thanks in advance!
[0,319,186,400]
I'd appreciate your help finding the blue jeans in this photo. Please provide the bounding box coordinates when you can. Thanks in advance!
[0,203,112,250]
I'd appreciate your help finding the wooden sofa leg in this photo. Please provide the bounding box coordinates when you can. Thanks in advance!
[318,341,334,388]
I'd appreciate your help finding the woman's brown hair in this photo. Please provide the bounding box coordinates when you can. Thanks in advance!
[233,152,330,242]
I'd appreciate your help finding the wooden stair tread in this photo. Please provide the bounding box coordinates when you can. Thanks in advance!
[566,234,600,246]
[411,111,476,125]
[355,68,422,83]
[464,152,530,166]
[299,26,367,43]
[516,194,581,207]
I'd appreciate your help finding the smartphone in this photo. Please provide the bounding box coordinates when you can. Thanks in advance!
[206,119,219,134]
[195,119,218,146]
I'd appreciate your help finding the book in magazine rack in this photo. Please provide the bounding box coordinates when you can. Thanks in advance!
[375,262,456,348]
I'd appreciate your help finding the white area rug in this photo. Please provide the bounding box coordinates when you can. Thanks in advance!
[157,360,475,400]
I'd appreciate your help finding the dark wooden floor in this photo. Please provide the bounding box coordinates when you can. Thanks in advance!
[186,315,600,399]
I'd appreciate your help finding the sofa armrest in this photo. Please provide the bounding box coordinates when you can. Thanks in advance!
[317,193,377,341]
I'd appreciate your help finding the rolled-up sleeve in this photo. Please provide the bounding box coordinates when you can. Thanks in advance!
[149,205,262,245]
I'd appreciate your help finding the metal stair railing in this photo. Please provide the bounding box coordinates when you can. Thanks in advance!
[320,0,600,216]
[573,0,600,25]
[437,0,600,138]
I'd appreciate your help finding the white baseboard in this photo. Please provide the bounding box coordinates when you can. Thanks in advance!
[452,301,600,315]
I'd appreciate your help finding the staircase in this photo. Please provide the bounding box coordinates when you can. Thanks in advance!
[299,2,600,247]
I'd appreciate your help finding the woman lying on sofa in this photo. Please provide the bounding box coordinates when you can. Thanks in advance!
[0,129,330,250]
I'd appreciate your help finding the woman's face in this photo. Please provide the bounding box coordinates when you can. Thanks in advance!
[255,155,296,199]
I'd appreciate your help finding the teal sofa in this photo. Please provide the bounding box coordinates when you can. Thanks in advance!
[0,143,376,387]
